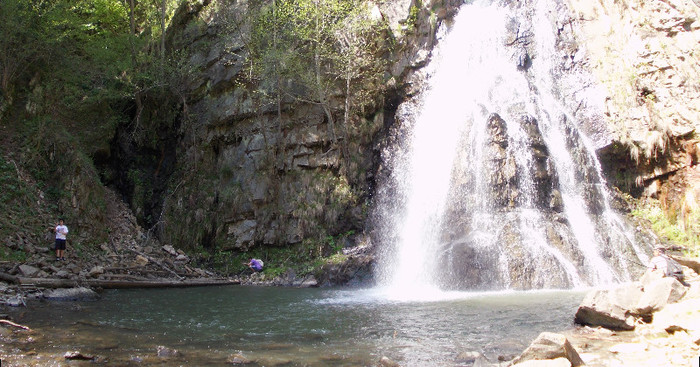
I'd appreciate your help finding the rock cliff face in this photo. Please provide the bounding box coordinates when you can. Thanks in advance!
[133,0,416,252]
[569,0,700,217]
[116,0,698,285]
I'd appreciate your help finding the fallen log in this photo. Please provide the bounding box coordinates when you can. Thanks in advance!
[0,272,19,284]
[17,277,240,289]
[101,273,151,281]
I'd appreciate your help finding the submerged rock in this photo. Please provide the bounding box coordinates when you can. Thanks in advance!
[64,351,95,360]
[227,353,251,365]
[378,356,400,367]
[156,345,181,358]
[43,287,99,301]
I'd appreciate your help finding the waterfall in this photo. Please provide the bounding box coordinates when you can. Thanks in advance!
[373,0,649,295]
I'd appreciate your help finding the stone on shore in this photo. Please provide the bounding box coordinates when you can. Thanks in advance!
[646,296,700,344]
[635,277,687,315]
[296,275,318,288]
[574,284,641,330]
[512,358,572,367]
[574,277,689,330]
[18,265,41,277]
[511,332,584,366]
[88,266,104,278]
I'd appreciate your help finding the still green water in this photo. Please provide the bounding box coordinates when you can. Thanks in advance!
[14,286,584,366]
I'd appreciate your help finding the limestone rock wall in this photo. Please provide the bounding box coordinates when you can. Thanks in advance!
[154,0,437,251]
[567,0,700,240]
[569,0,700,187]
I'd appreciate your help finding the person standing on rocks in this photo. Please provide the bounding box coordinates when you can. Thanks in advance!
[54,219,68,261]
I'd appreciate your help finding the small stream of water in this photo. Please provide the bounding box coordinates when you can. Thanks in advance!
[6,286,584,366]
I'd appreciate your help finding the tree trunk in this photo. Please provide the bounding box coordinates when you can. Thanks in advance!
[128,0,137,67]
[313,0,336,144]
[161,0,166,59]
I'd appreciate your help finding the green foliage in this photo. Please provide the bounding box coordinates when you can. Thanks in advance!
[246,0,387,131]
[189,230,356,279]
[632,201,700,255]
[0,247,27,263]
[0,159,29,204]
[405,3,420,31]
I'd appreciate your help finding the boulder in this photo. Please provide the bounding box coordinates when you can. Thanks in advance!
[511,332,584,367]
[162,245,178,257]
[18,265,40,277]
[650,297,700,344]
[43,287,99,301]
[175,254,189,262]
[634,277,687,315]
[574,284,642,330]
[455,351,482,364]
[4,296,25,307]
[134,255,149,267]
[55,270,71,279]
[88,266,104,278]
[456,351,491,366]
[296,275,318,288]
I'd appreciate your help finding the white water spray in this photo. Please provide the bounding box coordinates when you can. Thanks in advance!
[374,0,648,297]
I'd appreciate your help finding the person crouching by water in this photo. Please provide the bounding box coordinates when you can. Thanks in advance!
[246,258,264,272]
[648,246,686,285]
[53,219,69,261]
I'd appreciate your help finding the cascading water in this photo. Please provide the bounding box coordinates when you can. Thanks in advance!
[374,0,650,296]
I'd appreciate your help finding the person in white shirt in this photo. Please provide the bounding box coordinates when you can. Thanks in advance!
[54,219,69,261]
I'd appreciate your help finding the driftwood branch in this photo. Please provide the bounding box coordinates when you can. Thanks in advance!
[125,247,185,281]
[0,319,31,330]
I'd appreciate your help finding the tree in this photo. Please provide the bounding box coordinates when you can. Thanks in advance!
[0,0,47,112]
[247,0,387,155]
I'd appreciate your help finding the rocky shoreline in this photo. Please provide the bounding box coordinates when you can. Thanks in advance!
[504,262,700,367]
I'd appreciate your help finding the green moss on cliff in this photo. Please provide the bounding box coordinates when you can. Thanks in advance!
[632,200,700,256]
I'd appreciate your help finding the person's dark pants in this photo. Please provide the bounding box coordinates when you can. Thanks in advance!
[55,239,66,250]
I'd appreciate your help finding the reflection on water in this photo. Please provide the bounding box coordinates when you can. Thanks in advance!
[7,286,584,366]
